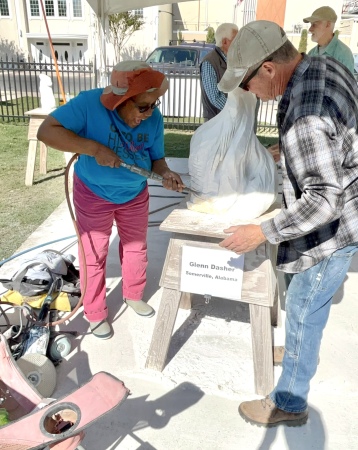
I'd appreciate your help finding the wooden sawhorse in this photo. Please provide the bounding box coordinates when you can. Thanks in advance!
[24,108,54,186]
[145,206,281,395]
[24,107,72,186]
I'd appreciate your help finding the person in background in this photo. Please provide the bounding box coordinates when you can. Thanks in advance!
[304,6,354,74]
[37,61,184,340]
[200,23,238,121]
[218,20,358,427]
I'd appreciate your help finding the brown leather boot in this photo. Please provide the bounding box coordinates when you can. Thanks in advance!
[239,396,308,427]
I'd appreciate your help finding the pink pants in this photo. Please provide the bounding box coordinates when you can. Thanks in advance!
[73,175,149,322]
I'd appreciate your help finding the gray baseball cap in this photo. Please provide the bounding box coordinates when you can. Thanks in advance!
[218,20,287,93]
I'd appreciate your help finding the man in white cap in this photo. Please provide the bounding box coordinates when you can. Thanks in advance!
[303,6,354,73]
[218,20,358,427]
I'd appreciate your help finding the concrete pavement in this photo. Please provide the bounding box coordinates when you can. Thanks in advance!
[0,158,357,450]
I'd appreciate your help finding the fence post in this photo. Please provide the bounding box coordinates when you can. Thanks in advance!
[0,54,280,133]
[94,58,98,89]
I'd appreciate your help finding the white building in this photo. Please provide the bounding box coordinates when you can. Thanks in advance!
[0,0,255,65]
[1,0,357,65]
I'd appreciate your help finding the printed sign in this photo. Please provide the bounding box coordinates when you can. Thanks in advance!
[180,245,244,301]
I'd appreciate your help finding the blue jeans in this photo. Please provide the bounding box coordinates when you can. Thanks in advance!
[270,244,358,413]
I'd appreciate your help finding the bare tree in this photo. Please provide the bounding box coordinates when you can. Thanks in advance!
[108,12,145,62]
[0,38,25,60]
[121,45,150,61]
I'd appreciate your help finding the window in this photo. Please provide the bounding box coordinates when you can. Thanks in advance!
[30,0,40,17]
[72,0,82,18]
[29,0,80,19]
[45,0,55,16]
[132,8,143,18]
[0,0,10,16]
[58,0,66,16]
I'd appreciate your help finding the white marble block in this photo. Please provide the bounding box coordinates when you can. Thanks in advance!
[188,88,278,220]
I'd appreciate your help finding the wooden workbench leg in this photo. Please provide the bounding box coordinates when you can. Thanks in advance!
[145,288,183,371]
[25,140,37,186]
[268,243,281,327]
[39,141,47,174]
[179,292,192,310]
[270,281,281,328]
[249,303,274,396]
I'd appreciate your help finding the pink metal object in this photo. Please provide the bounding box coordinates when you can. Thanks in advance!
[0,333,129,449]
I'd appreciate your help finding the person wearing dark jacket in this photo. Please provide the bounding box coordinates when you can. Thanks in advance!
[200,23,238,121]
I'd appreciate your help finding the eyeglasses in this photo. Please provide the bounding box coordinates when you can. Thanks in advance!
[239,59,272,91]
[130,99,161,113]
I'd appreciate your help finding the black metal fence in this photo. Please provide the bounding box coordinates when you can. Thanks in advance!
[0,54,278,133]
[0,54,96,122]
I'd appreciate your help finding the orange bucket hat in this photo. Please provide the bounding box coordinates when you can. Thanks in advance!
[100,61,168,111]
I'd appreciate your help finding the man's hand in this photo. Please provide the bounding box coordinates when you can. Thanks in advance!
[219,224,267,254]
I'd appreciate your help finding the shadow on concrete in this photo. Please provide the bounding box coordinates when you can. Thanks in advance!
[166,294,250,366]
[81,381,205,450]
[104,195,176,310]
[256,405,325,450]
[51,320,205,450]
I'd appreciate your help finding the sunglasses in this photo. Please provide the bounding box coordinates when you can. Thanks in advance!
[239,59,272,91]
[130,99,161,113]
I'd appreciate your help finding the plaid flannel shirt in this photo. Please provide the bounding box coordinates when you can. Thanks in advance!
[261,54,358,272]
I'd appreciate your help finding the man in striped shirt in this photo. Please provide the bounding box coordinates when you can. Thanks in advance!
[219,20,358,427]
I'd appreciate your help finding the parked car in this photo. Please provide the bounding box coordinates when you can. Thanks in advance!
[146,43,215,75]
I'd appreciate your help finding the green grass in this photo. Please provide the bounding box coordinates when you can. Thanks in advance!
[0,123,66,260]
[164,130,194,157]
[256,133,279,148]
[0,97,40,121]
[0,124,278,261]
[0,96,67,121]
[164,129,278,157]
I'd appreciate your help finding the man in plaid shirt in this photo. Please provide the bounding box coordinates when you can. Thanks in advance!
[219,20,358,427]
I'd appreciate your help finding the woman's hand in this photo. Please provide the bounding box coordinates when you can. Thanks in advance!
[161,169,185,192]
[93,145,123,168]
[151,158,185,192]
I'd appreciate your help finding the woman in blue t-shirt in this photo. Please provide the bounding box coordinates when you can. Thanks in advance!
[37,61,184,339]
